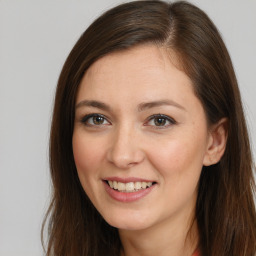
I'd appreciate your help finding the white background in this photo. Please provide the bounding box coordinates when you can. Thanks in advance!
[0,0,255,255]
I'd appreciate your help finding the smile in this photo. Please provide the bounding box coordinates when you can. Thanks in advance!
[103,178,157,202]
[107,180,154,192]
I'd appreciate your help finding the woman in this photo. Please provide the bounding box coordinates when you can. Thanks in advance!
[42,1,256,255]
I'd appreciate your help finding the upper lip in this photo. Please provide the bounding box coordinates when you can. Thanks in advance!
[103,176,156,183]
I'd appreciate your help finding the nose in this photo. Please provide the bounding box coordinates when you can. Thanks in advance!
[106,125,145,169]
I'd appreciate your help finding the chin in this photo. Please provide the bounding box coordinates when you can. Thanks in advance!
[108,220,149,231]
[102,210,153,231]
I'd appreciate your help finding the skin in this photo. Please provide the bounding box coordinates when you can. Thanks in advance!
[72,45,227,256]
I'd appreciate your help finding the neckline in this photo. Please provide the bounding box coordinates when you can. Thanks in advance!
[192,249,200,256]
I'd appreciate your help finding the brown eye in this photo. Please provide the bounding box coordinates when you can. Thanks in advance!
[93,116,105,125]
[154,117,167,126]
[145,114,176,128]
[81,114,110,126]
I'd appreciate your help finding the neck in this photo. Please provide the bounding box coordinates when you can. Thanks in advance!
[119,207,198,256]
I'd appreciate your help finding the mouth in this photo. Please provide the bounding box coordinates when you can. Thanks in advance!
[104,180,157,193]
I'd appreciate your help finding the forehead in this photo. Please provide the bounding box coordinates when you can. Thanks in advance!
[78,45,194,101]
[86,45,183,78]
[88,45,168,74]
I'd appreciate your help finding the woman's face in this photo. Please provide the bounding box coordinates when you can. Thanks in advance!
[73,45,212,231]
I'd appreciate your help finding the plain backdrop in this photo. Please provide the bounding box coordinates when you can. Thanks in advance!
[0,0,255,255]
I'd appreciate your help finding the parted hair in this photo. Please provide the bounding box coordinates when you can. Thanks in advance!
[42,1,256,255]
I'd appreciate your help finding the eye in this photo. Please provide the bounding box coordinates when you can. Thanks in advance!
[145,114,176,128]
[81,114,110,126]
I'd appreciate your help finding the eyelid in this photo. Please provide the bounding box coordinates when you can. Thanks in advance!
[79,113,176,128]
[80,113,111,126]
[144,114,177,127]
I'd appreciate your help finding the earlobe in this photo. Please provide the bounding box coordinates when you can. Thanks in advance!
[203,118,228,166]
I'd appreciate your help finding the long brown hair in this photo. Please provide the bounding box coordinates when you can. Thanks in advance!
[42,1,256,255]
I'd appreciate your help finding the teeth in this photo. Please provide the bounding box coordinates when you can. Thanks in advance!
[113,181,118,189]
[107,180,153,192]
[147,182,152,187]
[126,182,134,191]
[142,182,147,189]
[117,182,126,191]
[135,181,141,190]
[108,180,113,188]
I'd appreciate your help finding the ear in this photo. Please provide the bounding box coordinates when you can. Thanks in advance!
[203,118,228,166]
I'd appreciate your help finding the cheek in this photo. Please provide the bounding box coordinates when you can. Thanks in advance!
[148,132,207,181]
[72,133,107,203]
[72,134,103,177]
[150,141,191,175]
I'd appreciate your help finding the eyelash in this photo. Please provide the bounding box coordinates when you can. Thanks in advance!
[80,113,111,126]
[145,114,176,128]
[80,113,176,128]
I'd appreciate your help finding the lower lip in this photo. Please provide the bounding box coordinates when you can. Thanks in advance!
[103,181,156,202]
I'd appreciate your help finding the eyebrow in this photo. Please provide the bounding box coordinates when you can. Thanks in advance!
[138,100,186,112]
[75,99,186,112]
[75,100,111,111]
